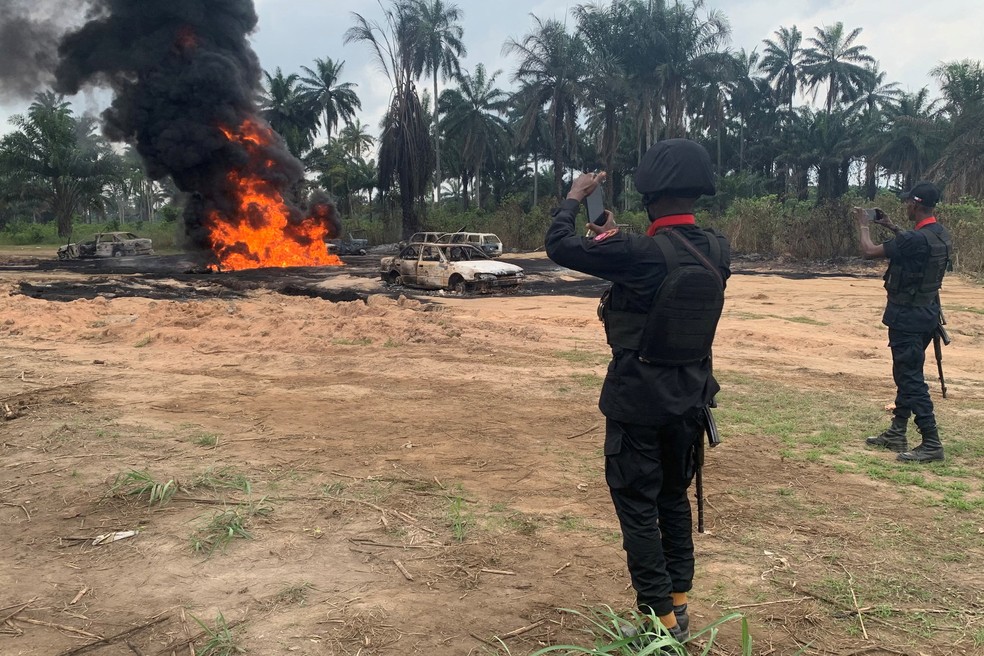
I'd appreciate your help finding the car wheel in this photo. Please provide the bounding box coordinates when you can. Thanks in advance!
[358,249,367,256]
[449,275,467,294]
[113,249,123,257]
[388,271,402,285]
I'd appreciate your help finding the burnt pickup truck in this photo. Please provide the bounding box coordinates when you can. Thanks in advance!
[57,232,154,260]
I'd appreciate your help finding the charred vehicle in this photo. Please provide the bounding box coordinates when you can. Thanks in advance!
[326,230,369,256]
[380,243,524,293]
[437,231,503,257]
[57,232,154,260]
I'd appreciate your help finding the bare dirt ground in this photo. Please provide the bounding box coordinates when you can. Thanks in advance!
[1,247,983,656]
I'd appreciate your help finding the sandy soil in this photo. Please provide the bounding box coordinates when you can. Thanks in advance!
[1,248,983,656]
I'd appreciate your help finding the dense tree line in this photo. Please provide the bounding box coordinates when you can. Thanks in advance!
[3,0,982,244]
[317,0,982,237]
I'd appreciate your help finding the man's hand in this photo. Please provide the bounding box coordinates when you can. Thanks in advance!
[567,171,606,203]
[852,206,871,227]
[586,210,617,235]
[872,208,901,234]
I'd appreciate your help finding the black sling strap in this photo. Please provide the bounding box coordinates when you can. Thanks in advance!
[658,228,724,289]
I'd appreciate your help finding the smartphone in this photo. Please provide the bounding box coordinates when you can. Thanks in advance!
[584,185,605,225]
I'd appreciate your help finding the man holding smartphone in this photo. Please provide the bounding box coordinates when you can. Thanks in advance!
[545,139,730,642]
[854,181,952,462]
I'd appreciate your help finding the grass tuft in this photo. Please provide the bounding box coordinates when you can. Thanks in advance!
[191,612,243,656]
[190,498,273,555]
[111,470,178,506]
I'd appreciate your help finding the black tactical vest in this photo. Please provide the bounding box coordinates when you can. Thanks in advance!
[602,228,725,365]
[884,227,951,307]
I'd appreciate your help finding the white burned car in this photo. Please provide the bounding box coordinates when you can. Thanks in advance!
[380,242,524,293]
[57,232,154,259]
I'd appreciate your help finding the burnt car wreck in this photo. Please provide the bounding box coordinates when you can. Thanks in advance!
[380,243,524,293]
[57,232,155,260]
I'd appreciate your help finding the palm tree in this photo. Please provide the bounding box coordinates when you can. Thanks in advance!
[406,0,466,202]
[928,60,984,197]
[0,94,121,238]
[504,15,585,200]
[760,25,803,110]
[261,68,320,158]
[439,64,511,210]
[574,1,631,204]
[507,84,551,207]
[800,22,875,114]
[338,119,376,159]
[345,1,433,238]
[878,89,944,191]
[299,57,362,142]
[657,0,732,138]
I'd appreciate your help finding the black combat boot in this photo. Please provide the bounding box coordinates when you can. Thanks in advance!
[865,416,908,453]
[897,425,944,463]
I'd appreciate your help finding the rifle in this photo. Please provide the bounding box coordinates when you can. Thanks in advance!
[696,404,721,534]
[934,309,951,398]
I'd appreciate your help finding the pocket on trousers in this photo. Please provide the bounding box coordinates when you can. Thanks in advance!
[604,420,624,456]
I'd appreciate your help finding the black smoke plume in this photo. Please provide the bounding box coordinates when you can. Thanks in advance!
[49,0,338,262]
[0,1,70,101]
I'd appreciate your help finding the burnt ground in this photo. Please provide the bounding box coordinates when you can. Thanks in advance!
[2,251,888,304]
[2,248,983,656]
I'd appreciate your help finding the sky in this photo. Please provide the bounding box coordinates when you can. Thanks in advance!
[1,0,982,137]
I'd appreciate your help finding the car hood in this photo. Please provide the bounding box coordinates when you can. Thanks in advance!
[455,261,523,275]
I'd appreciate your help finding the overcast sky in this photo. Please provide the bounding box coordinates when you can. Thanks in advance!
[1,0,982,136]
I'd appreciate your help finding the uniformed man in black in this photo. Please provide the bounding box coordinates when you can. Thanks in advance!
[545,139,730,641]
[855,181,952,463]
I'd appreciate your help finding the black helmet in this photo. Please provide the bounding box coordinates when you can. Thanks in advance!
[634,139,716,203]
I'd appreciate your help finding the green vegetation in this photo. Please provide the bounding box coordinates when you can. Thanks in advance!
[190,499,273,555]
[332,337,373,346]
[192,433,220,448]
[554,349,610,366]
[271,582,313,606]
[110,471,178,507]
[190,613,243,656]
[194,467,253,495]
[4,2,983,264]
[717,373,984,511]
[514,607,771,656]
[447,494,471,542]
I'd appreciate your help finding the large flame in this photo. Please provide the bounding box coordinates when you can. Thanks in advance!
[206,119,343,271]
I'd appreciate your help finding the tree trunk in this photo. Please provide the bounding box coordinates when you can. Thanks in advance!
[433,69,441,204]
[532,156,538,207]
[552,104,564,200]
[475,159,482,211]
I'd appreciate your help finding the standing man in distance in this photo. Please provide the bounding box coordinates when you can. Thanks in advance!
[855,181,952,463]
[545,139,731,642]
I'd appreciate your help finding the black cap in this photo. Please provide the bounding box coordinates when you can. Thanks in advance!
[634,138,716,201]
[900,181,941,207]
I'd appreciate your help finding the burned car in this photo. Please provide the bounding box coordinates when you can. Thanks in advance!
[380,242,524,293]
[57,232,154,260]
[326,230,369,256]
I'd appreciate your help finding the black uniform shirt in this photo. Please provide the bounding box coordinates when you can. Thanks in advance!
[881,222,949,333]
[545,198,732,425]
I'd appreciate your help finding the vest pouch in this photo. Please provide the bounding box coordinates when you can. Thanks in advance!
[638,266,724,366]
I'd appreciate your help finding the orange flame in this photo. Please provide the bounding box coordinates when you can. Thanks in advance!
[207,119,342,271]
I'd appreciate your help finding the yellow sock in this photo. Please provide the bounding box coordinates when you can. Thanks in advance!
[671,592,688,607]
[658,612,678,629]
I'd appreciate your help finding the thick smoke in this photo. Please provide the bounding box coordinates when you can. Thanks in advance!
[49,0,338,259]
[0,1,72,101]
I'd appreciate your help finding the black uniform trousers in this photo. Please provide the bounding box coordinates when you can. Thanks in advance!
[889,328,937,430]
[605,415,701,617]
